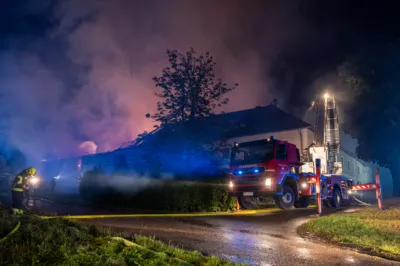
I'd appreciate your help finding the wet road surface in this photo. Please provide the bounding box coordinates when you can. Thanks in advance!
[88,209,400,266]
[1,194,399,266]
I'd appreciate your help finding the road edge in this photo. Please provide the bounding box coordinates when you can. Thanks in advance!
[295,209,400,263]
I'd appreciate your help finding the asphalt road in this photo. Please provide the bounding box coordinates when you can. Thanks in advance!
[88,209,399,266]
[1,194,399,266]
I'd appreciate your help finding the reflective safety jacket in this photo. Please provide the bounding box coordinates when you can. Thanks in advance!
[12,170,31,192]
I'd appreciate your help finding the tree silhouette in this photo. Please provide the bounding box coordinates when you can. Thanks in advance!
[150,48,237,124]
[338,39,400,196]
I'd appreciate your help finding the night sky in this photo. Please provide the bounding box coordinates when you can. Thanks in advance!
[0,0,399,160]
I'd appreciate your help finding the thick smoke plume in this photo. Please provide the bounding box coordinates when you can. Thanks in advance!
[0,0,315,162]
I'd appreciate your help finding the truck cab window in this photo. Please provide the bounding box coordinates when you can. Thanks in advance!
[276,144,287,160]
[230,142,274,165]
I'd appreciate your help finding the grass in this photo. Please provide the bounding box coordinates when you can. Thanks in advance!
[0,205,245,266]
[299,206,400,260]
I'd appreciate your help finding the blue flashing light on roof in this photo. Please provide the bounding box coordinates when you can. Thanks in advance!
[238,170,243,175]
[254,169,259,173]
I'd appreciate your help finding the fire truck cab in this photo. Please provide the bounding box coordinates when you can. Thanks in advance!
[228,136,353,210]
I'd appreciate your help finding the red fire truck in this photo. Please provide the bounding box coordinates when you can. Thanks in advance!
[228,136,353,209]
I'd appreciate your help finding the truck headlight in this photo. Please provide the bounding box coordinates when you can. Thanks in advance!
[301,183,307,188]
[265,178,272,187]
[229,181,234,189]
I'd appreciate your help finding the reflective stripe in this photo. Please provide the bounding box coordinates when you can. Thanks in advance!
[12,208,23,215]
[12,188,23,192]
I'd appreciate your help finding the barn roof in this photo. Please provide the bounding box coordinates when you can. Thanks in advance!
[122,104,312,149]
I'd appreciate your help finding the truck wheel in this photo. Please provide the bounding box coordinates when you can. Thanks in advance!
[238,196,257,209]
[294,197,309,208]
[275,186,295,209]
[331,188,342,208]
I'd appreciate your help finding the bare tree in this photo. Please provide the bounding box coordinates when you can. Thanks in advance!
[150,48,237,124]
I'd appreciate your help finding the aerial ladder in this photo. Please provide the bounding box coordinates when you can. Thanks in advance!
[302,92,342,175]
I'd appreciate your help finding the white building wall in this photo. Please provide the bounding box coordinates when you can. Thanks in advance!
[338,150,372,184]
[338,132,393,198]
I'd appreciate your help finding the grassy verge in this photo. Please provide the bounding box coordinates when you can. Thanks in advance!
[298,206,400,261]
[0,206,244,266]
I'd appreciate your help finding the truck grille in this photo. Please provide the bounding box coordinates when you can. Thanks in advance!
[233,177,275,192]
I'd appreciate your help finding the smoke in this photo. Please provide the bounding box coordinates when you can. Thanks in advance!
[100,173,174,195]
[78,141,97,154]
[0,0,316,161]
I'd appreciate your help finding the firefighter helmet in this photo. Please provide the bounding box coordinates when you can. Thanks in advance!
[25,167,37,176]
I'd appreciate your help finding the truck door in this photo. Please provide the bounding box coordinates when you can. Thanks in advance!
[276,144,291,178]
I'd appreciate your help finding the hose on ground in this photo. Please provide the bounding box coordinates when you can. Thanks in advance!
[352,196,375,206]
[112,237,194,266]
[0,221,21,243]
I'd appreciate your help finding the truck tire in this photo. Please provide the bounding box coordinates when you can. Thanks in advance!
[275,186,295,210]
[294,197,309,208]
[331,188,342,208]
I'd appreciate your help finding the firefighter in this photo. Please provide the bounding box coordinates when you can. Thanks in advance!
[11,167,36,215]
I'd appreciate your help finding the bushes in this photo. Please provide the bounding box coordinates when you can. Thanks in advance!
[79,170,236,212]
[131,182,236,212]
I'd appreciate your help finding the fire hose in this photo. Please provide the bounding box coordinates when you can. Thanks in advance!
[352,195,376,207]
[112,237,194,266]
[0,221,20,243]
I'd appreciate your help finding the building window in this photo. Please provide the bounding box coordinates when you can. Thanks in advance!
[348,160,351,170]
[357,165,360,174]
[340,157,344,167]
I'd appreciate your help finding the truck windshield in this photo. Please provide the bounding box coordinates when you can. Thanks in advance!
[231,143,275,165]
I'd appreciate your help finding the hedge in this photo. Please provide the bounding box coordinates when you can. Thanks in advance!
[79,170,236,212]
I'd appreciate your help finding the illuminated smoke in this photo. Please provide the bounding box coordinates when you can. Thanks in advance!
[0,0,313,161]
[78,141,98,154]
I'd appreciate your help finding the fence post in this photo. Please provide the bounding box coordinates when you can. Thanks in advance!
[316,159,322,214]
[375,168,383,210]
